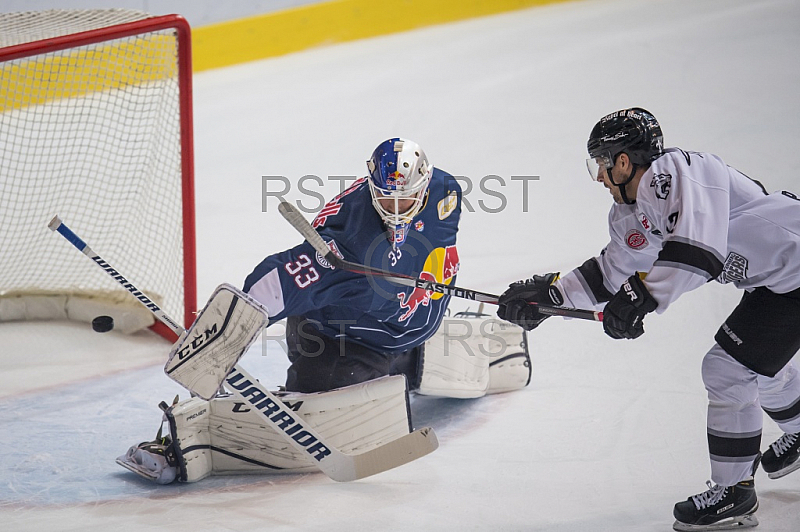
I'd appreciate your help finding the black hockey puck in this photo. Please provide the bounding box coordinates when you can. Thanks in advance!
[92,315,114,333]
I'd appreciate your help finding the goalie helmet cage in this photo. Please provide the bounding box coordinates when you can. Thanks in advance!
[0,10,196,341]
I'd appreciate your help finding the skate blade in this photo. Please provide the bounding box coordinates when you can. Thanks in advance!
[766,457,800,479]
[673,513,758,531]
[116,455,160,482]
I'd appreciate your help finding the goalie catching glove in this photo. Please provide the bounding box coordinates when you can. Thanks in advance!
[497,273,562,331]
[602,274,658,339]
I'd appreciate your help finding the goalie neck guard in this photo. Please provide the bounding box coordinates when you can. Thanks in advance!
[367,138,432,246]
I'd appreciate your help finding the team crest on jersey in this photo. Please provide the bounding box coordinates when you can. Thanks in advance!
[650,173,672,200]
[415,220,424,232]
[438,191,458,220]
[717,252,748,284]
[625,229,649,250]
[315,239,344,269]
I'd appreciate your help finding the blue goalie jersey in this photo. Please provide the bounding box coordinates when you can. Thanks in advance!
[244,167,462,354]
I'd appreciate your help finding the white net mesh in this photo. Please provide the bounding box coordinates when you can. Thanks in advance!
[0,10,192,329]
[0,9,151,46]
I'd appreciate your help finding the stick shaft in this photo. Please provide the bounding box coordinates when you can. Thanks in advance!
[277,202,603,322]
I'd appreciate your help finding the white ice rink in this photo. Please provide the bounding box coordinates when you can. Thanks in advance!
[2,0,799,530]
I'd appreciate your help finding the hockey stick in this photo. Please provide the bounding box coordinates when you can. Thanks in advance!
[277,202,603,322]
[48,215,438,482]
[48,216,185,333]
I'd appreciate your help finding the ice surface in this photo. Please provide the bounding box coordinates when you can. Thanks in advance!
[2,0,799,530]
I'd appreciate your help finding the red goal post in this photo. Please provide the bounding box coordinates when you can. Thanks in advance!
[0,10,196,341]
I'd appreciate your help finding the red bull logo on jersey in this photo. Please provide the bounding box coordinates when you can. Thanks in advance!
[397,245,459,322]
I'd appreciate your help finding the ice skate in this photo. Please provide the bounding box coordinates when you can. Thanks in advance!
[672,479,758,531]
[116,437,178,485]
[761,432,800,480]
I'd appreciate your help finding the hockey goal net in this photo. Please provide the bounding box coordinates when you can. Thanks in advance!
[0,10,196,340]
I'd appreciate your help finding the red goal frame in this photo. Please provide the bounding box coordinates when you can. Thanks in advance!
[0,14,197,341]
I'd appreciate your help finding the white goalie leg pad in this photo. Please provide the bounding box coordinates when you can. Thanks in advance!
[208,374,412,475]
[417,315,531,398]
[166,397,213,482]
[164,283,269,400]
[417,316,491,398]
[484,319,531,395]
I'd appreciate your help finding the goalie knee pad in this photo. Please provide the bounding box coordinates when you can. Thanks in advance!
[416,314,530,398]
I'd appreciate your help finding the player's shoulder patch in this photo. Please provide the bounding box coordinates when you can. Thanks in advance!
[315,239,344,269]
[650,173,672,200]
[437,190,458,220]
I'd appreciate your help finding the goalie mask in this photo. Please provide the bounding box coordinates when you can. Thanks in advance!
[367,138,432,246]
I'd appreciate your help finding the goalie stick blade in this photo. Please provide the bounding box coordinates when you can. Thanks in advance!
[341,426,439,482]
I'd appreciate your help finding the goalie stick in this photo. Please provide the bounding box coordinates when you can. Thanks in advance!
[47,215,184,333]
[277,201,603,322]
[48,215,438,482]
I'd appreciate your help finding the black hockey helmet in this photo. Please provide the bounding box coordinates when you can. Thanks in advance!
[587,107,663,168]
[586,107,663,205]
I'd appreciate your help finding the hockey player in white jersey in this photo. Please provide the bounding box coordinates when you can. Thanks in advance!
[497,108,800,531]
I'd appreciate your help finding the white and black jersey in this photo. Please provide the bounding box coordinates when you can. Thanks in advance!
[557,148,800,312]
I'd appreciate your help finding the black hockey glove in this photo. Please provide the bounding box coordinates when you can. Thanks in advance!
[497,273,562,331]
[602,274,658,339]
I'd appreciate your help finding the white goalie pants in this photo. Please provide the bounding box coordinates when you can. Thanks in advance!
[703,344,800,486]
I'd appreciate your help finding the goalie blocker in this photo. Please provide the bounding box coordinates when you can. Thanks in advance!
[118,311,530,483]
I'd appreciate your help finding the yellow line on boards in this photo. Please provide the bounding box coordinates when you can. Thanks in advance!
[192,0,574,72]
